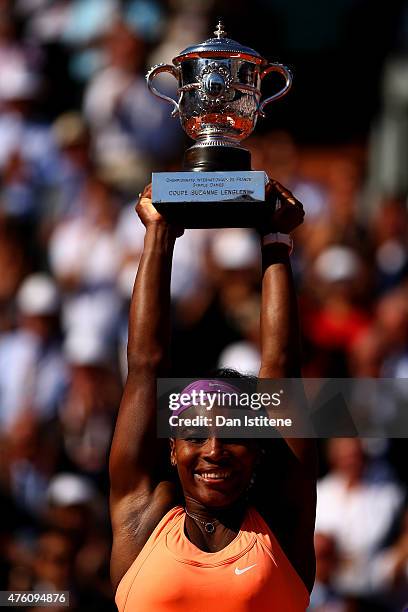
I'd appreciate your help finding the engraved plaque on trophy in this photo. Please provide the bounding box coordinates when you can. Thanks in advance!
[146,21,292,228]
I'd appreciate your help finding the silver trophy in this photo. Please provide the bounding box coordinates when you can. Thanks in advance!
[146,20,292,228]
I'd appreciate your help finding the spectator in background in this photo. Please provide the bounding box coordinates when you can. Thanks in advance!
[29,526,113,611]
[298,157,369,269]
[302,245,372,376]
[45,473,98,541]
[56,329,121,484]
[348,326,388,378]
[348,284,408,379]
[369,508,408,610]
[250,131,328,221]
[48,171,126,369]
[316,439,404,600]
[49,112,93,222]
[211,229,261,375]
[0,273,67,433]
[376,287,408,378]
[323,159,367,250]
[3,471,112,610]
[148,1,207,67]
[0,218,30,332]
[0,410,57,517]
[83,18,182,191]
[172,228,260,375]
[371,197,408,295]
[48,173,124,292]
[32,529,75,592]
[43,474,113,609]
[309,532,347,611]
[0,45,57,218]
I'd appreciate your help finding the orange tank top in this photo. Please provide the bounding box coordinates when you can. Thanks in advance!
[115,506,310,612]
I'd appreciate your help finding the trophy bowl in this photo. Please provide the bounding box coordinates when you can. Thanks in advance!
[145,21,292,227]
[146,21,292,170]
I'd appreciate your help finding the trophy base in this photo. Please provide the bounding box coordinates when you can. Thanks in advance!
[183,144,251,172]
[154,200,276,229]
[154,199,277,229]
[152,170,274,229]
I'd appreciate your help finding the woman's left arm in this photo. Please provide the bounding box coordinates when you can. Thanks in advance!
[258,181,317,592]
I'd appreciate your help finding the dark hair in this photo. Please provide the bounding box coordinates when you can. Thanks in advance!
[206,367,259,395]
[207,367,256,380]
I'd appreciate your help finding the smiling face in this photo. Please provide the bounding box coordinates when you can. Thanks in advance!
[170,434,260,509]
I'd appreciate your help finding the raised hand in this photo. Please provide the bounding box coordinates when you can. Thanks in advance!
[136,184,184,238]
[262,180,305,235]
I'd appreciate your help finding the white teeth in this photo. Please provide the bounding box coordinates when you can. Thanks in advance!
[197,472,231,479]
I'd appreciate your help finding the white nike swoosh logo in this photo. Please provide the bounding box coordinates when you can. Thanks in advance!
[234,563,257,575]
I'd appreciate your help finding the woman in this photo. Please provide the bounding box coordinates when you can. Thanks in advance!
[109,182,316,611]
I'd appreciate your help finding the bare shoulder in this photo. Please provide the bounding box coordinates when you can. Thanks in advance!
[110,480,177,592]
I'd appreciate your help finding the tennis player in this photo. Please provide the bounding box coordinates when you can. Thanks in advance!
[110,181,316,611]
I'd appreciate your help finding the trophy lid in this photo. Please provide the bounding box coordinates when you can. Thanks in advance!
[173,20,264,65]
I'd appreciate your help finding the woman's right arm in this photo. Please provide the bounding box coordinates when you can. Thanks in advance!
[109,186,182,587]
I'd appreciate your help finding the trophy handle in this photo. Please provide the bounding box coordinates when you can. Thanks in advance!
[146,63,180,117]
[258,64,292,117]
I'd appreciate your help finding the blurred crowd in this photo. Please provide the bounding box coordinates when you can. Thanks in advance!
[0,0,407,611]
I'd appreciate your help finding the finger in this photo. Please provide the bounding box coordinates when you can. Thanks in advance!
[141,183,152,198]
[270,180,297,205]
[136,183,153,208]
[137,184,152,205]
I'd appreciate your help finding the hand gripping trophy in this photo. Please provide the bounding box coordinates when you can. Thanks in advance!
[146,20,292,228]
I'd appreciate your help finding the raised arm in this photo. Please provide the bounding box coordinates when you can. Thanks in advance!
[259,183,302,379]
[258,181,316,592]
[109,186,182,587]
